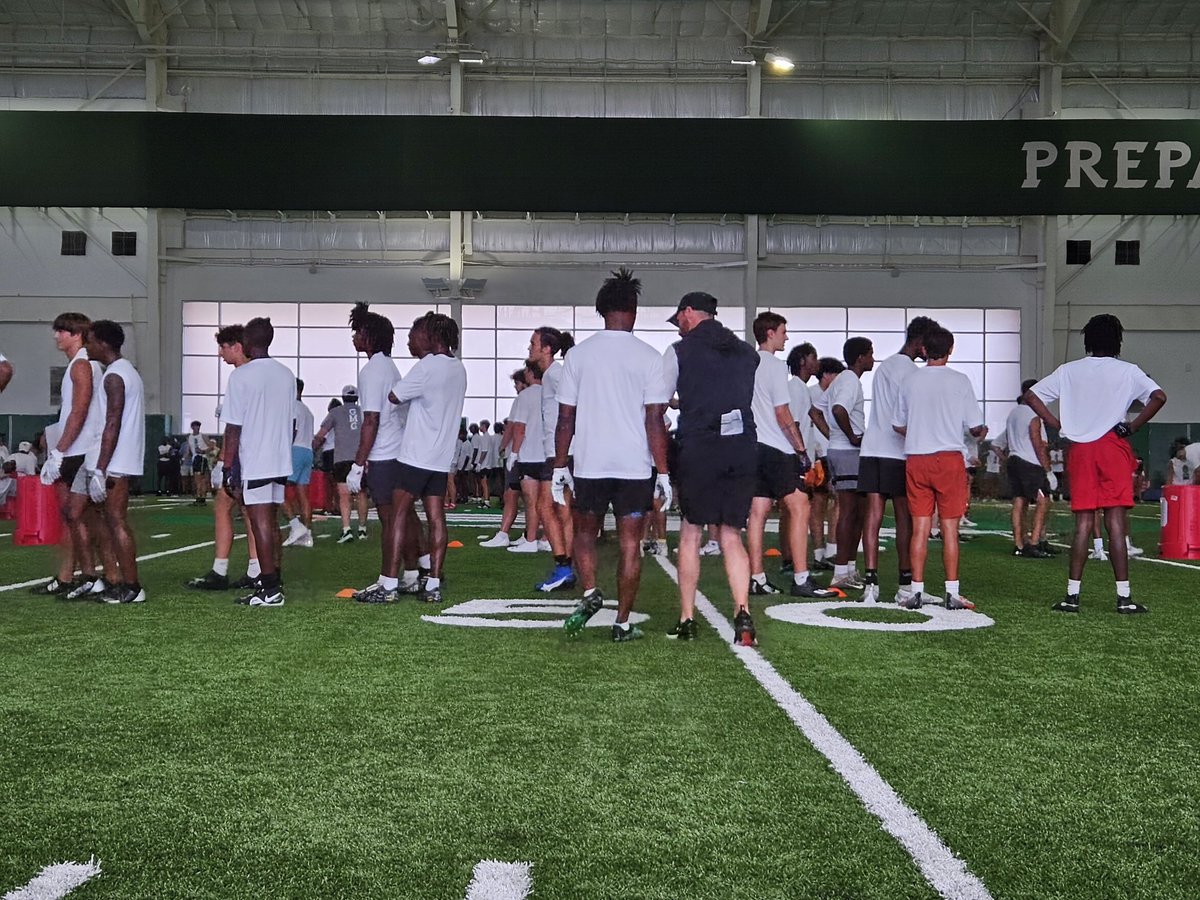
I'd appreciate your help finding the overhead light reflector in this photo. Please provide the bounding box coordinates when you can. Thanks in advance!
[765,52,795,73]
[417,54,442,65]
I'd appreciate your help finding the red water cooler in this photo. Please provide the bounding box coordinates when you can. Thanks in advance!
[13,475,64,546]
[1159,485,1200,560]
[308,469,330,513]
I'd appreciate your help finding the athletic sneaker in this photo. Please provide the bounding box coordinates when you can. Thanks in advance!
[894,588,915,605]
[793,578,838,599]
[1127,544,1145,558]
[698,540,721,556]
[732,609,758,647]
[249,587,286,608]
[419,582,443,604]
[29,577,73,596]
[1016,543,1051,559]
[944,593,976,610]
[66,578,104,601]
[1088,547,1109,561]
[354,584,396,604]
[508,538,539,554]
[564,591,605,636]
[537,539,552,552]
[282,528,306,547]
[1117,598,1148,614]
[187,569,230,590]
[861,583,881,604]
[536,565,576,593]
[666,618,699,640]
[812,557,835,572]
[231,574,257,590]
[396,578,423,596]
[898,591,923,610]
[357,527,368,540]
[831,572,866,592]
[779,559,794,576]
[1051,595,1080,613]
[104,585,146,605]
[611,622,643,642]
[1036,540,1058,557]
[479,531,510,548]
[337,529,356,544]
[749,578,782,596]
[294,530,314,548]
[351,581,382,601]
[961,515,977,528]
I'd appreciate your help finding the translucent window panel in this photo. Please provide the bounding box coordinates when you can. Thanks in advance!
[574,306,603,328]
[461,329,496,359]
[787,307,846,331]
[370,305,435,327]
[984,363,1023,402]
[181,395,220,434]
[799,332,850,359]
[985,332,1021,363]
[497,329,535,359]
[220,303,298,326]
[947,362,984,399]
[267,328,300,358]
[909,308,983,332]
[395,357,416,378]
[636,308,684,331]
[634,330,678,354]
[299,303,358,327]
[985,309,1021,332]
[298,358,360,401]
[495,360,529,392]
[460,304,495,329]
[183,326,218,355]
[463,397,497,426]
[464,359,497,398]
[858,332,906,359]
[183,302,219,325]
[951,332,984,362]
[572,331,601,346]
[848,308,906,331]
[300,398,335,429]
[182,356,220,395]
[497,305,574,329]
[719,308,746,335]
[299,327,358,356]
[218,359,235,392]
[985,401,1017,439]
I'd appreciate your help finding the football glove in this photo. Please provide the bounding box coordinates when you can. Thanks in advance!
[1046,471,1058,492]
[551,467,574,506]
[795,450,812,476]
[654,473,672,510]
[1113,422,1133,438]
[40,449,63,485]
[87,470,108,504]
[803,458,826,489]
[346,463,365,494]
[210,461,224,490]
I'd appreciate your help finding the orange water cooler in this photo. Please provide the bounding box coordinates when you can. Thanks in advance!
[1159,485,1200,560]
[13,475,63,546]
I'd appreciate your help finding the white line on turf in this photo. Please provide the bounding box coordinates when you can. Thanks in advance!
[150,533,171,539]
[463,860,532,900]
[2,857,101,900]
[652,554,992,900]
[1046,540,1200,571]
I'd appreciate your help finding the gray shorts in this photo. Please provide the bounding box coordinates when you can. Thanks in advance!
[826,448,861,492]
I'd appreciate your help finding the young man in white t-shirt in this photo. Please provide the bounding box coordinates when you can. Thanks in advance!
[185,421,212,505]
[221,317,296,609]
[807,357,844,572]
[553,269,672,642]
[282,378,315,547]
[747,313,836,600]
[85,320,147,604]
[893,326,987,610]
[1026,314,1166,614]
[997,379,1056,559]
[528,326,577,592]
[825,337,874,592]
[508,365,547,554]
[857,317,938,604]
[780,343,818,574]
[354,313,466,605]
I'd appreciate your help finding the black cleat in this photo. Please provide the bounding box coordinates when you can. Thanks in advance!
[666,618,699,641]
[1052,595,1080,613]
[186,570,229,590]
[230,574,257,590]
[1116,598,1148,615]
[749,578,782,596]
[733,609,758,647]
[29,577,72,596]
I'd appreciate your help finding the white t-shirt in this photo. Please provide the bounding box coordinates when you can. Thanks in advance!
[558,330,669,480]
[752,350,795,454]
[1050,449,1065,473]
[788,378,815,455]
[894,366,984,457]
[541,359,564,459]
[809,383,830,457]
[1183,443,1200,476]
[1002,404,1042,467]
[358,351,406,462]
[222,357,295,481]
[512,384,547,464]
[825,369,866,451]
[59,348,103,459]
[389,353,467,473]
[986,449,1002,474]
[1030,357,1160,444]
[293,400,315,449]
[1169,457,1191,484]
[103,358,145,477]
[860,352,916,461]
[489,431,503,465]
[8,451,37,475]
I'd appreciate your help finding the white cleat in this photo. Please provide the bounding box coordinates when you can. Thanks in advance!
[282,528,305,547]
[507,538,539,554]
[537,539,552,552]
[698,540,722,556]
[295,530,314,548]
[1089,548,1109,561]
[862,583,881,604]
[479,532,511,548]
[1127,544,1145,557]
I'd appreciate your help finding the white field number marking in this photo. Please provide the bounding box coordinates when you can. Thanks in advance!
[765,602,995,633]
[3,857,101,900]
[463,860,533,900]
[423,598,649,629]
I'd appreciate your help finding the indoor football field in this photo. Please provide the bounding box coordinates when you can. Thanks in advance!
[1,498,1196,899]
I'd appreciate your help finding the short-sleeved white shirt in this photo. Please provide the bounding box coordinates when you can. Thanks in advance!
[389,353,467,473]
[1003,404,1042,467]
[558,330,669,480]
[293,400,314,449]
[103,358,145,477]
[222,357,295,481]
[860,352,916,461]
[1030,357,1160,444]
[809,383,830,457]
[541,359,564,459]
[358,351,405,462]
[752,350,795,454]
[788,378,815,454]
[1183,443,1200,475]
[825,369,866,451]
[512,384,547,464]
[894,366,984,457]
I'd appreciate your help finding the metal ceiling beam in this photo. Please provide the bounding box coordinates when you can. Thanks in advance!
[1049,0,1094,56]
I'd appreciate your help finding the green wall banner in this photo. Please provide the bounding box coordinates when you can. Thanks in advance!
[2,112,1199,215]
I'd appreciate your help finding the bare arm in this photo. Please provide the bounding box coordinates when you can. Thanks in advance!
[95,373,125,473]
[1023,390,1061,432]
[1130,389,1167,432]
[509,422,526,456]
[222,424,240,468]
[969,424,988,439]
[1029,417,1051,470]
[554,404,577,467]
[645,404,669,473]
[774,404,806,454]
[312,422,330,453]
[0,359,12,392]
[809,407,830,439]
[832,405,861,447]
[56,360,93,453]
[354,411,379,467]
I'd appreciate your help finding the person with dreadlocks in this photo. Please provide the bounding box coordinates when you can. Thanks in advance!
[555,268,671,642]
[1025,314,1166,615]
[528,325,577,592]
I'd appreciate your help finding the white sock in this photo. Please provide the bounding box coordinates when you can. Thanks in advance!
[826,543,837,557]
[418,554,432,569]
[247,558,261,578]
[946,580,960,597]
[1116,580,1131,598]
[213,558,229,576]
[1067,578,1082,596]
[403,569,420,585]
[911,581,925,595]
[834,564,849,578]
[794,570,810,585]
[1094,537,1104,552]
[751,572,767,585]
[425,576,441,590]
[814,548,825,561]
[381,575,399,590]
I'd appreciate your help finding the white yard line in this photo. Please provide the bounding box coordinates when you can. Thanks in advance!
[1046,540,1200,571]
[463,860,533,900]
[3,858,101,900]
[653,555,992,900]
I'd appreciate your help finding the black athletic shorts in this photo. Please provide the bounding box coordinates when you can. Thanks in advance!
[1007,456,1048,503]
[505,465,521,491]
[321,449,335,472]
[516,461,551,482]
[396,462,448,499]
[573,475,654,518]
[677,439,755,529]
[364,458,403,507]
[858,456,907,497]
[754,444,802,500]
[60,454,85,488]
[332,460,354,484]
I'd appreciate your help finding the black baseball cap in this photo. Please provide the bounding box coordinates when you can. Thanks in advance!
[667,291,719,326]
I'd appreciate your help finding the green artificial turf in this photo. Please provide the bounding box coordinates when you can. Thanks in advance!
[1,498,1197,898]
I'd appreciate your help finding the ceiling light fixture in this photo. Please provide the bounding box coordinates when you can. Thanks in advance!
[764,52,795,73]
[730,57,756,66]
[417,54,442,65]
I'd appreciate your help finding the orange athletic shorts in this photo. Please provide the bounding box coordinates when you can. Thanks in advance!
[906,450,968,519]
[1067,431,1136,511]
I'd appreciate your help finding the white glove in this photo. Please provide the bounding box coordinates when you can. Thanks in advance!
[210,461,224,490]
[1046,471,1058,492]
[346,463,365,494]
[506,453,516,471]
[551,466,574,506]
[40,449,63,485]
[655,473,672,510]
[88,470,108,504]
